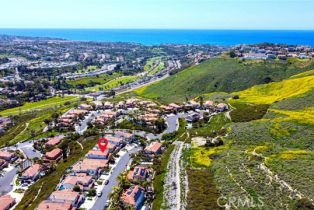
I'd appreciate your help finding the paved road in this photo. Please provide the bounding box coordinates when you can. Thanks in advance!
[164,114,180,134]
[8,140,42,159]
[75,111,100,135]
[116,73,169,96]
[0,167,18,195]
[91,147,140,210]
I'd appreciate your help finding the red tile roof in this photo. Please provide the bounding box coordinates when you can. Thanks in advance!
[0,195,15,210]
[46,136,63,146]
[145,142,162,154]
[37,200,72,210]
[38,200,72,210]
[87,150,109,157]
[72,158,108,171]
[63,173,93,186]
[204,100,214,106]
[0,151,15,159]
[127,166,149,181]
[45,148,62,160]
[50,190,79,203]
[121,185,144,206]
[22,164,42,177]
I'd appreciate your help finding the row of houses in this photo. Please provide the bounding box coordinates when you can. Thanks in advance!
[119,141,162,210]
[18,136,66,184]
[232,44,314,60]
[36,130,135,210]
[57,108,88,128]
[161,100,227,113]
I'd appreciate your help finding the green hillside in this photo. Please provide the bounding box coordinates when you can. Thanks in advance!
[135,58,314,103]
[185,70,314,209]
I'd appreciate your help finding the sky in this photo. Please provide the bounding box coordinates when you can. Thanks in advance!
[1,0,314,29]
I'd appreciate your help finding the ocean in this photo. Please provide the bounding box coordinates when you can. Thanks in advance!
[0,29,314,46]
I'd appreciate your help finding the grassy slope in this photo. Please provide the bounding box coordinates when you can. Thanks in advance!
[85,75,138,91]
[206,71,314,209]
[135,58,314,103]
[0,96,79,116]
[0,100,79,147]
[232,75,314,104]
[67,73,120,86]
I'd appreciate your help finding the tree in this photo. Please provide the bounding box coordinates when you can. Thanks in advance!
[199,96,204,108]
[203,112,210,122]
[44,118,52,125]
[87,189,96,197]
[30,129,36,138]
[229,50,237,58]
[73,185,81,192]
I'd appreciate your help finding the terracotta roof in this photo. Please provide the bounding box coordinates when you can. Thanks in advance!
[46,136,63,146]
[0,150,15,159]
[63,173,93,186]
[38,200,72,210]
[22,164,42,177]
[127,166,149,181]
[106,136,123,144]
[50,190,79,203]
[87,149,109,157]
[82,158,108,167]
[145,142,162,153]
[69,109,87,115]
[45,148,62,159]
[204,100,214,106]
[217,103,228,108]
[168,103,181,108]
[115,131,133,138]
[121,185,144,206]
[72,158,108,171]
[0,195,15,210]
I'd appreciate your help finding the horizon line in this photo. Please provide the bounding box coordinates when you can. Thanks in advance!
[0,28,314,31]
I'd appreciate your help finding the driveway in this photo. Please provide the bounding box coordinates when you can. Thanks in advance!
[163,114,180,134]
[76,111,100,135]
[91,146,140,210]
[8,140,42,159]
[0,167,18,195]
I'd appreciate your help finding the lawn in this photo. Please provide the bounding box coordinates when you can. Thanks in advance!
[144,57,165,76]
[85,75,138,91]
[67,72,120,87]
[0,96,79,116]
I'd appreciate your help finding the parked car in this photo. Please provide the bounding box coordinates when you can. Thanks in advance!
[105,180,109,185]
[97,191,102,197]
[105,200,110,207]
